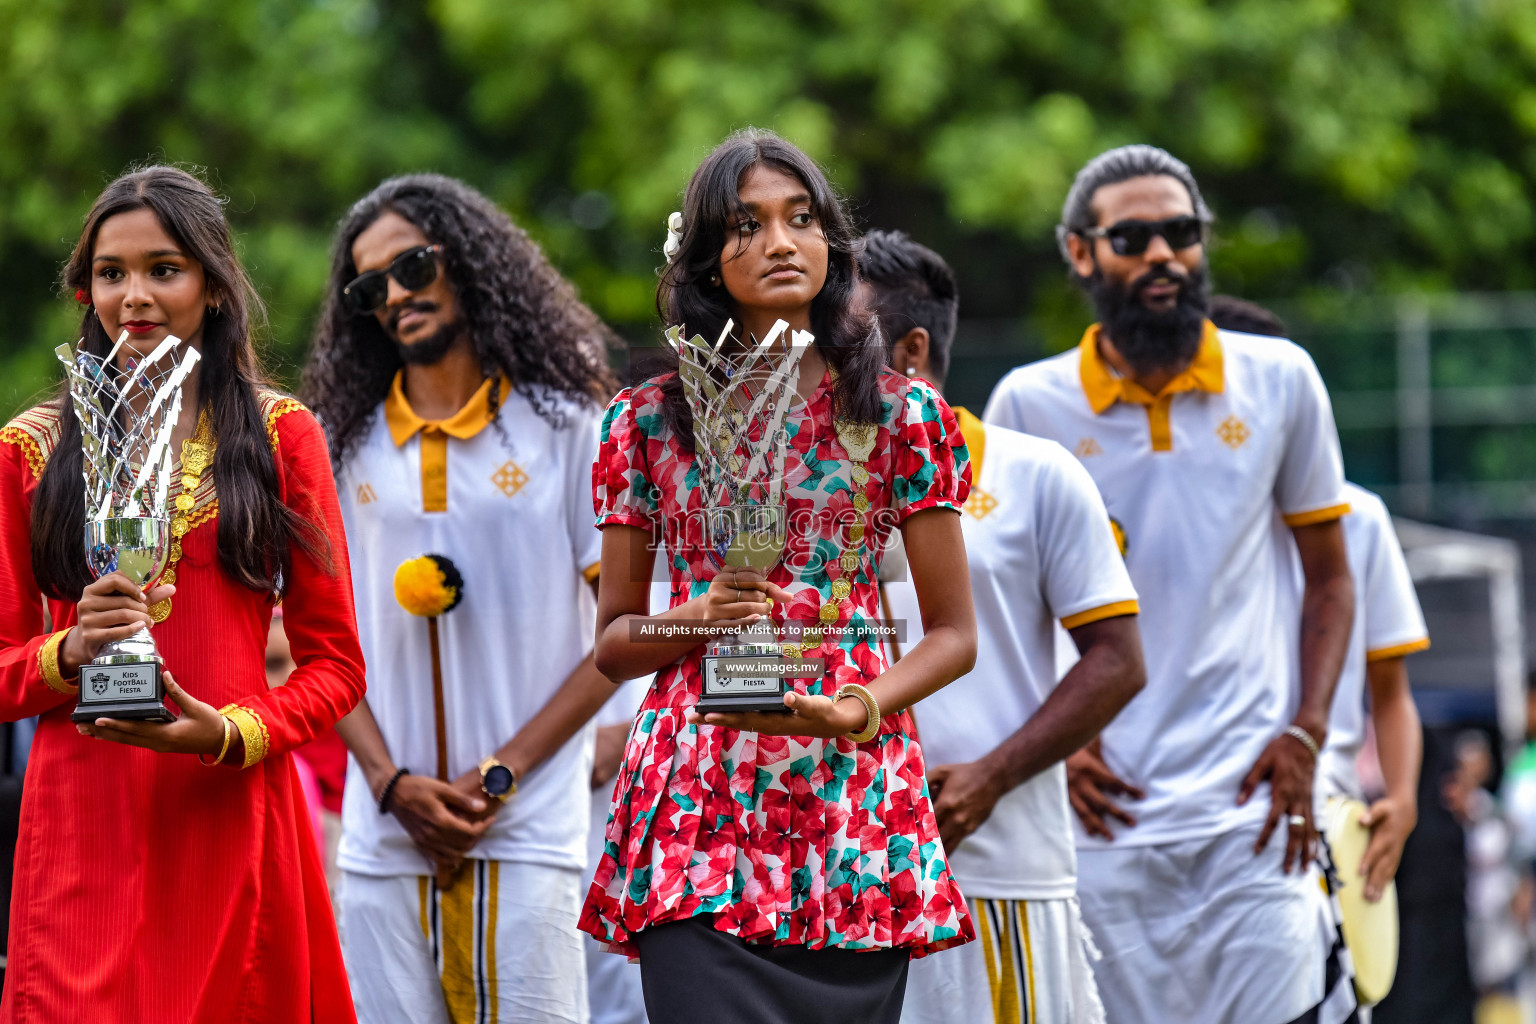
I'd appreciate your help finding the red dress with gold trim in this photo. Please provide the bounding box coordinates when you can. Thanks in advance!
[0,393,365,1023]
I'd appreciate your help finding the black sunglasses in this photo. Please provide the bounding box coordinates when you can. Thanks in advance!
[1081,216,1208,257]
[343,245,441,315]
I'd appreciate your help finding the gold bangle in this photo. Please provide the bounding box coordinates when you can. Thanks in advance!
[199,716,232,767]
[833,683,881,744]
[218,704,269,769]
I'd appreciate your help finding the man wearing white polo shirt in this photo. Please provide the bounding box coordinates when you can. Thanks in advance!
[985,146,1358,1023]
[856,230,1147,1024]
[303,175,620,1024]
[1207,305,1428,914]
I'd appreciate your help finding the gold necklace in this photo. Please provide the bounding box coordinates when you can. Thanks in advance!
[783,370,876,659]
[148,407,214,623]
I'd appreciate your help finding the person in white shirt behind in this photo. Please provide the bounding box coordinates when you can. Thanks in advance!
[856,229,1147,1024]
[304,174,621,1024]
[1208,297,1427,907]
[986,146,1358,1024]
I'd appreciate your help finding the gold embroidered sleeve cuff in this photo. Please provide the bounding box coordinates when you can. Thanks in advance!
[219,704,270,768]
[38,629,77,694]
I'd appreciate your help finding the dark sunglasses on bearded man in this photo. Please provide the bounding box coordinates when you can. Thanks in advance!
[343,244,442,315]
[1080,215,1209,257]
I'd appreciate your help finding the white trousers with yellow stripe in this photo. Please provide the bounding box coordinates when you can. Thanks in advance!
[902,897,1106,1024]
[338,862,589,1024]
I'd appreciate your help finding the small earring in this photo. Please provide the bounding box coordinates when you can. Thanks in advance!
[708,272,722,287]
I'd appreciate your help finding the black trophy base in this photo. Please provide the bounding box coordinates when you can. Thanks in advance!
[71,660,173,724]
[695,693,794,715]
[699,652,795,715]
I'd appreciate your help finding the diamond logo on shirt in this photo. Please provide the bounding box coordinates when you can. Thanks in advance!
[491,460,529,497]
[1216,416,1251,449]
[1074,437,1104,458]
[963,488,998,520]
[356,483,377,505]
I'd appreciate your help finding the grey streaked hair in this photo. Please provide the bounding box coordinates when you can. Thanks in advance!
[1056,145,1213,263]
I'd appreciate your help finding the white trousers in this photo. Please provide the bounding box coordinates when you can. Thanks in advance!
[1077,824,1344,1024]
[339,862,589,1024]
[902,896,1105,1024]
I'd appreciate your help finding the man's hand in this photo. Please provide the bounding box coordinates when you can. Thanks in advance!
[1238,730,1318,873]
[1358,796,1417,902]
[387,774,492,864]
[928,760,1006,851]
[592,723,629,790]
[1066,739,1143,840]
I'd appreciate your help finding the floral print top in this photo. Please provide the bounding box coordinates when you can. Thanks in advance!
[579,365,975,958]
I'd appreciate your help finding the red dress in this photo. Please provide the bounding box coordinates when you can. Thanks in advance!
[0,394,365,1023]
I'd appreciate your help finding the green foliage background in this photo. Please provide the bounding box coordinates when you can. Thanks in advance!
[3,0,1535,432]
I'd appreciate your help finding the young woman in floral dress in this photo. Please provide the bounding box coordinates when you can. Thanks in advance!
[579,129,978,1023]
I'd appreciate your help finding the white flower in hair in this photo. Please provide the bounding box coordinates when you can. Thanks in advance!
[663,211,683,262]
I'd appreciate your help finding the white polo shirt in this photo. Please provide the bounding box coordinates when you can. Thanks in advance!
[885,408,1138,898]
[985,323,1349,848]
[337,374,604,875]
[1308,482,1429,807]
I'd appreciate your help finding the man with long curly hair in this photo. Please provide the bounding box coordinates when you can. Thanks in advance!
[302,174,620,1024]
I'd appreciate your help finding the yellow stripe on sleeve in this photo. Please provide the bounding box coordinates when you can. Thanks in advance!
[1061,600,1140,631]
[1282,503,1352,527]
[1366,637,1431,662]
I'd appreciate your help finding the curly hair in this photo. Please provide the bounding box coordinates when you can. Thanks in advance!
[653,128,886,445]
[301,174,619,465]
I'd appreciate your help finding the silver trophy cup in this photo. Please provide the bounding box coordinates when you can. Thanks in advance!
[58,332,199,723]
[669,319,815,714]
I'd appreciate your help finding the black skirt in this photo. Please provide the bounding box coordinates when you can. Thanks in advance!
[633,914,911,1024]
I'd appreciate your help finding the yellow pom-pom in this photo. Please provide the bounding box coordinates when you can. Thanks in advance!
[394,554,463,617]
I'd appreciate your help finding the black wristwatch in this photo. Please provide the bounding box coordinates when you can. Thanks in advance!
[479,756,517,802]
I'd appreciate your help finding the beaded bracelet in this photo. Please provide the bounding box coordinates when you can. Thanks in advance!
[378,767,410,814]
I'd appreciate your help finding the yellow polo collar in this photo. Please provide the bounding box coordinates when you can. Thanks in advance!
[384,371,509,447]
[953,406,986,483]
[1079,320,1223,414]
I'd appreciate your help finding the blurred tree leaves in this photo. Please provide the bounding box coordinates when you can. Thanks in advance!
[2,0,1533,415]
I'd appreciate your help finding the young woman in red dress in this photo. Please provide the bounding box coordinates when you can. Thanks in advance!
[0,166,365,1022]
[580,130,978,1023]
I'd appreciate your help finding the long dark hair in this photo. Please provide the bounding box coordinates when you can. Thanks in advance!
[35,165,324,601]
[655,129,885,446]
[301,174,620,466]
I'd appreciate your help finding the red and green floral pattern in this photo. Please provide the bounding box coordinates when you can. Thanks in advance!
[580,366,974,958]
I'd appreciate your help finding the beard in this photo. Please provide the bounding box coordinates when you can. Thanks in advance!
[1083,261,1211,376]
[390,303,465,366]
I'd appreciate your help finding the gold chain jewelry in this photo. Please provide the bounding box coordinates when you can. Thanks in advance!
[783,381,877,660]
[149,407,214,623]
[833,683,881,743]
[198,715,233,767]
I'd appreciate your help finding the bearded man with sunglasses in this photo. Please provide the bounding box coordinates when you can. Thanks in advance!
[302,174,620,1024]
[984,146,1359,1024]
